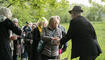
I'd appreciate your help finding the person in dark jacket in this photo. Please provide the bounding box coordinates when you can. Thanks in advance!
[0,7,21,60]
[60,6,102,60]
[22,22,32,60]
[31,26,41,60]
[32,17,48,60]
[12,18,21,60]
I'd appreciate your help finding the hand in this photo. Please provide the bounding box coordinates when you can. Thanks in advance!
[50,37,55,40]
[51,37,60,45]
[30,40,33,44]
[54,37,60,40]
[55,40,60,46]
[56,40,60,45]
[52,37,60,41]
[10,35,18,40]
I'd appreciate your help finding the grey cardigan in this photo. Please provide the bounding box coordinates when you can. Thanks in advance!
[41,27,62,57]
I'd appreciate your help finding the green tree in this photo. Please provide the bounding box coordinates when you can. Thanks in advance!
[0,0,70,26]
[86,2,105,21]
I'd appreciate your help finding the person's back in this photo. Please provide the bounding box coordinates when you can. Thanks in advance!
[0,17,12,60]
[60,6,102,60]
[70,15,102,58]
[70,16,92,39]
[0,17,21,60]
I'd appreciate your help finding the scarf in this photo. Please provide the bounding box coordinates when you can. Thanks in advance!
[0,16,6,22]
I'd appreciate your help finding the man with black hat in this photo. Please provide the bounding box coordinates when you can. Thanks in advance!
[59,6,102,60]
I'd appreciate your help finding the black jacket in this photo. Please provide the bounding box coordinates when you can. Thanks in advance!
[32,27,40,53]
[60,16,102,58]
[31,27,41,60]
[0,19,21,60]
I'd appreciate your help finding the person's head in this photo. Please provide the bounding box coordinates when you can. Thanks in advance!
[25,21,29,26]
[42,17,48,27]
[69,6,83,19]
[48,16,59,29]
[0,7,12,19]
[37,17,48,28]
[37,20,44,28]
[29,22,33,27]
[55,16,60,25]
[32,23,36,30]
[13,18,18,26]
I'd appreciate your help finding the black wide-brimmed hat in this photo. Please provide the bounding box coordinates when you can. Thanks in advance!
[69,6,83,14]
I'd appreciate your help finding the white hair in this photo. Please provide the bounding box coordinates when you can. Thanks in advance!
[13,18,18,23]
[49,16,59,26]
[56,16,60,20]
[0,7,12,19]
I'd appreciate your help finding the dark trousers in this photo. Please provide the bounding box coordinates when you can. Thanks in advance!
[32,54,41,60]
[79,56,97,60]
[41,54,58,60]
[13,50,17,60]
[26,45,32,60]
[13,55,17,60]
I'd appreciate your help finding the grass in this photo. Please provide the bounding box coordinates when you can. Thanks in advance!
[61,21,105,60]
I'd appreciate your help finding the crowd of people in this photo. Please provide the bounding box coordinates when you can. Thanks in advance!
[0,6,102,60]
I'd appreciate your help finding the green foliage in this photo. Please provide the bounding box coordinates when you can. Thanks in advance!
[0,0,70,26]
[86,2,105,21]
[0,0,105,25]
[101,0,105,2]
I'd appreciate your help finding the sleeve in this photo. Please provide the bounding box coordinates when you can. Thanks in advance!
[61,26,67,52]
[61,27,67,38]
[61,43,67,53]
[41,28,52,42]
[60,22,72,45]
[89,23,97,40]
[5,18,22,35]
[32,28,37,41]
[23,26,26,32]
[62,26,67,36]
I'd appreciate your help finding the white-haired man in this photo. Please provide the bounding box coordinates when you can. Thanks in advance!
[0,7,21,60]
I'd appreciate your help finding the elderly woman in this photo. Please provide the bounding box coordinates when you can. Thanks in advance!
[41,16,62,60]
[0,7,21,60]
